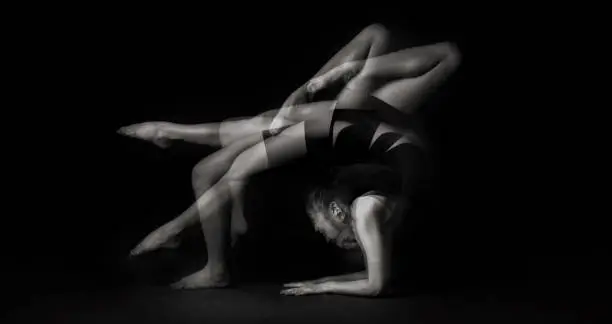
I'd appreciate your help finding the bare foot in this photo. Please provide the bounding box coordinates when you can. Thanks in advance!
[171,266,230,289]
[307,61,362,93]
[130,222,181,256]
[117,122,172,148]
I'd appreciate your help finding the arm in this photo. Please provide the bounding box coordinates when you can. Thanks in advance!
[284,271,367,287]
[323,196,391,296]
[282,196,392,297]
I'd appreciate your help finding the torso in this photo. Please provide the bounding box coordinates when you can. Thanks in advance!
[313,92,426,250]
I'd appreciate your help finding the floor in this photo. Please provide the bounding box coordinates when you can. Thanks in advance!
[3,282,606,324]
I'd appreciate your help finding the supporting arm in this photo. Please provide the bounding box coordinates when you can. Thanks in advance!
[281,196,392,297]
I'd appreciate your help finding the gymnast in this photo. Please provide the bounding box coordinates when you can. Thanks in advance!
[119,24,461,297]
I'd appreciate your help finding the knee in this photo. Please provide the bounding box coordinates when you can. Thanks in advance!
[397,42,462,77]
[192,159,215,188]
[436,42,462,69]
[221,150,260,183]
[363,23,390,41]
[220,164,247,184]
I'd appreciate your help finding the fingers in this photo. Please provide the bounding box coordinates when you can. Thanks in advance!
[280,283,324,296]
[283,282,307,288]
[280,288,313,296]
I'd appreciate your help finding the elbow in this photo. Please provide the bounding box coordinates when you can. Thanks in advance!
[367,283,384,297]
[367,278,387,297]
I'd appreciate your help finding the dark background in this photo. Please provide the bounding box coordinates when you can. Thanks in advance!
[3,5,608,314]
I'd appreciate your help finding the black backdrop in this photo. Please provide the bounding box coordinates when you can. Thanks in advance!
[4,6,608,308]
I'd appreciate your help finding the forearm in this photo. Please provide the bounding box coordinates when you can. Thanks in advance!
[315,271,367,283]
[322,279,383,297]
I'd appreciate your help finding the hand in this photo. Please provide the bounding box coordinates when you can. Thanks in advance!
[280,282,327,296]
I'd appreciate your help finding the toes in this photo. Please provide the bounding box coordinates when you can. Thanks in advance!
[117,126,131,136]
[280,288,296,295]
[118,126,139,137]
[306,78,324,93]
[129,244,143,256]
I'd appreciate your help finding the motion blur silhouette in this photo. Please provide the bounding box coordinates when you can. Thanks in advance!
[118,24,461,297]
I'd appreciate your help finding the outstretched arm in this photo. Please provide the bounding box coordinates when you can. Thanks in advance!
[281,196,392,297]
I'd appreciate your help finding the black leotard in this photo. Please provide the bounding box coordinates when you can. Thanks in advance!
[261,90,426,252]
[263,88,425,203]
[307,89,426,203]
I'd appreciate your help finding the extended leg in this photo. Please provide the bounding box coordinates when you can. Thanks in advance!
[119,24,391,145]
[168,121,322,289]
[118,102,334,148]
[117,113,275,148]
[129,132,266,257]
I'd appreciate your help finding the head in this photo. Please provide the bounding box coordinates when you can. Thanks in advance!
[306,164,401,248]
[305,186,358,248]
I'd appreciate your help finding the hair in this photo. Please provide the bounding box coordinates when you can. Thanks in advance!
[305,164,399,227]
[305,186,352,227]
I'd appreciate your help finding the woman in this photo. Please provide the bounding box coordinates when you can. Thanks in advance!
[119,24,461,296]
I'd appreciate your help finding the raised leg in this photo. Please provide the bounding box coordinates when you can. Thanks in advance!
[311,24,391,80]
[277,24,393,122]
[340,42,462,115]
[118,102,335,148]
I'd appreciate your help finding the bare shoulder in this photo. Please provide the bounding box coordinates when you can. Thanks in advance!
[352,195,388,222]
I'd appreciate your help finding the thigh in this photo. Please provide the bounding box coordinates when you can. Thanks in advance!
[224,121,321,179]
[342,43,460,115]
[283,101,336,122]
[219,115,274,147]
[193,132,265,187]
[371,47,461,114]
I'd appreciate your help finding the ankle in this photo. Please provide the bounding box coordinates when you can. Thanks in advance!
[206,262,229,276]
[159,122,178,140]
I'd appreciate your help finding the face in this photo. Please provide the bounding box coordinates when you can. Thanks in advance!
[311,201,353,244]
[311,211,341,242]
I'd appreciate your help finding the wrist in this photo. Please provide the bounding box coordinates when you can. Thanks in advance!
[317,282,331,294]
